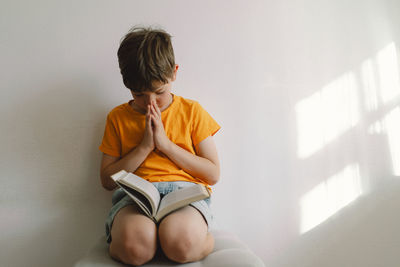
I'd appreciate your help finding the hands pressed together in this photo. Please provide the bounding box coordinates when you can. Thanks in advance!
[141,100,171,153]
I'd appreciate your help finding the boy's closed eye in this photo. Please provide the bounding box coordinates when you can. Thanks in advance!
[133,90,165,97]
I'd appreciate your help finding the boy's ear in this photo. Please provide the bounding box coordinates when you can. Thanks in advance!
[171,64,179,81]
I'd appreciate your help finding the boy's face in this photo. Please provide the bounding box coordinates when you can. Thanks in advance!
[131,81,172,113]
[130,65,178,114]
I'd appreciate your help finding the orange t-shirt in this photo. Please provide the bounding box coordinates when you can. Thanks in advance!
[99,94,220,187]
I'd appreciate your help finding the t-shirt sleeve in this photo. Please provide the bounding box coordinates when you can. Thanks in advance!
[99,114,121,157]
[191,102,221,147]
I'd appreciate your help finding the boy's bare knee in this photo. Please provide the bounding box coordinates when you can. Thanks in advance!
[158,206,213,263]
[160,232,198,263]
[109,205,157,265]
[110,230,157,265]
[124,241,155,265]
[110,240,156,266]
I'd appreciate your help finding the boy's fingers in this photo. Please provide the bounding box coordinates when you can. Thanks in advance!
[149,106,155,118]
[150,114,157,126]
[150,104,159,119]
[152,100,161,116]
[146,109,151,123]
[147,105,151,116]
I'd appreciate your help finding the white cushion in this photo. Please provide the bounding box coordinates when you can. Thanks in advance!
[75,230,265,267]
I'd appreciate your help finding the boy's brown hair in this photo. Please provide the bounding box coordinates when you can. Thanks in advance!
[117,26,176,92]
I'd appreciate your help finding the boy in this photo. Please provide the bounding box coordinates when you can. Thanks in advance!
[99,26,221,265]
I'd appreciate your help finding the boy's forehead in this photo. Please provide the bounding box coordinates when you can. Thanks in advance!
[139,82,166,92]
[151,79,170,90]
[152,84,165,91]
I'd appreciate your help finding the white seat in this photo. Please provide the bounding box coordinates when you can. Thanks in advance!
[75,230,265,267]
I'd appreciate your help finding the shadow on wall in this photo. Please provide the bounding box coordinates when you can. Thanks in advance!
[236,6,400,259]
[283,0,400,240]
[270,178,400,267]
[293,41,400,236]
[213,3,400,260]
[3,74,115,266]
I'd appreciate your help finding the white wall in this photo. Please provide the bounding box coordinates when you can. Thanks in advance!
[1,0,400,266]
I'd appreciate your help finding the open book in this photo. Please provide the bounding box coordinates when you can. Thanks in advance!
[111,170,211,222]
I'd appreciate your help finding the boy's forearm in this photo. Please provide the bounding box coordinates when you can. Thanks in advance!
[160,140,220,185]
[102,144,152,190]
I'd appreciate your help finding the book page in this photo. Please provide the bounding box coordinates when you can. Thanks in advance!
[117,172,161,217]
[118,183,152,217]
[155,185,210,222]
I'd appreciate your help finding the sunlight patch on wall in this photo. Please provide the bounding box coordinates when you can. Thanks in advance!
[367,120,384,135]
[361,58,379,112]
[367,108,400,176]
[295,72,360,159]
[300,163,362,234]
[384,107,400,176]
[377,42,400,104]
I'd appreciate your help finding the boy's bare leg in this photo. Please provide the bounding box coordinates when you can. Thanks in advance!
[158,206,214,263]
[109,205,157,266]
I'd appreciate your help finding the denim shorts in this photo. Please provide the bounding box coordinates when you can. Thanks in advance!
[105,181,213,243]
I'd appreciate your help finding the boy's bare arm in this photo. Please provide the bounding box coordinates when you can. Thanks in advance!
[161,136,220,185]
[100,144,153,190]
[149,101,220,185]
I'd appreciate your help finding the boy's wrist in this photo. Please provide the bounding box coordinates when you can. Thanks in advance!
[137,142,154,155]
[158,139,174,155]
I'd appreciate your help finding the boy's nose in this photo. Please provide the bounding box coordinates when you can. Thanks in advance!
[145,94,156,105]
